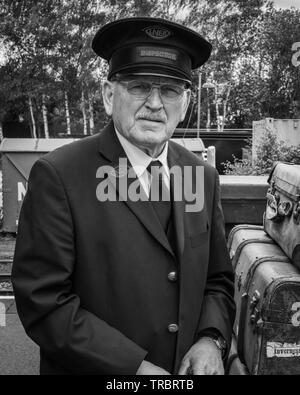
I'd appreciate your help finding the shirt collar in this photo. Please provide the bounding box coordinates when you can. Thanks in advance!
[115,128,169,178]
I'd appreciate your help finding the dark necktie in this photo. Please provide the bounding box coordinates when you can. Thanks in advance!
[147,160,172,232]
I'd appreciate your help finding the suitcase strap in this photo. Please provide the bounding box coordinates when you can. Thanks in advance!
[225,353,239,375]
[237,292,249,366]
[232,238,274,270]
[227,225,264,251]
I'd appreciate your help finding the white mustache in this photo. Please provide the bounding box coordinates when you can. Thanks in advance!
[136,113,167,123]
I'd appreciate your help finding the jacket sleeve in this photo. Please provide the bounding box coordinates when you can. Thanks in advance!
[12,158,147,374]
[196,170,236,355]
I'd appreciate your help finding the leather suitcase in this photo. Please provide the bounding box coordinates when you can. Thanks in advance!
[264,162,300,269]
[228,224,300,375]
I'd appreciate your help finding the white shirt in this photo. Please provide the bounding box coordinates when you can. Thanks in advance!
[115,129,170,198]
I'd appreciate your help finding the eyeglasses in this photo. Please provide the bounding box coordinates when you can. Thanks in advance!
[115,79,189,102]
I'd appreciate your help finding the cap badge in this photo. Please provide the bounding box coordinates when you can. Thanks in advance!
[143,26,172,40]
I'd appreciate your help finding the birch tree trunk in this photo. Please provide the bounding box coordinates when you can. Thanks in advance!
[0,122,3,142]
[215,88,221,132]
[206,89,211,131]
[88,92,95,135]
[28,96,37,138]
[223,86,231,132]
[42,94,50,139]
[64,91,71,135]
[81,90,88,136]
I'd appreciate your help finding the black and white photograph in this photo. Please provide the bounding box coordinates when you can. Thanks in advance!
[0,0,299,379]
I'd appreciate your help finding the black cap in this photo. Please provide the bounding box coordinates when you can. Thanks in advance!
[92,17,212,83]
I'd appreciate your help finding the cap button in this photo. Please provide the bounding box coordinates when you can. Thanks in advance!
[168,324,179,333]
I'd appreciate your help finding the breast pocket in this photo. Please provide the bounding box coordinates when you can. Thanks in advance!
[190,220,209,248]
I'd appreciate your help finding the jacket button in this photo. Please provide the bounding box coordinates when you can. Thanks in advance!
[168,271,178,282]
[168,324,179,333]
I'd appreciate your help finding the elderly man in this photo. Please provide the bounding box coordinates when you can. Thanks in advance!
[12,17,235,375]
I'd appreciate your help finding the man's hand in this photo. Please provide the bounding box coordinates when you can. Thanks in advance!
[136,361,171,375]
[178,337,224,375]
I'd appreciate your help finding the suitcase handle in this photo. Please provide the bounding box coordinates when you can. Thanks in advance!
[237,292,249,365]
[225,353,239,375]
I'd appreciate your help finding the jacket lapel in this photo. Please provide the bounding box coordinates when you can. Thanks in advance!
[97,122,175,258]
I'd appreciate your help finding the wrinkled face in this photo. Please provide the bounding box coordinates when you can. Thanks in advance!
[102,75,191,151]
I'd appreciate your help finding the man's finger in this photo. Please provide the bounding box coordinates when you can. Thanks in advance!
[178,362,190,375]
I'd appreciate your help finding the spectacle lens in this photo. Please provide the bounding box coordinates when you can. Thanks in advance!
[118,80,186,101]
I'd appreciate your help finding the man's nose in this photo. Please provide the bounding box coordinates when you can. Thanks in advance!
[145,87,164,110]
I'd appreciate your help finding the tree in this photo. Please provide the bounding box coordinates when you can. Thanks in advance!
[0,0,299,135]
[0,0,107,136]
[0,0,66,136]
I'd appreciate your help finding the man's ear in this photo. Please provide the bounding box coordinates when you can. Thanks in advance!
[180,89,192,122]
[102,80,115,116]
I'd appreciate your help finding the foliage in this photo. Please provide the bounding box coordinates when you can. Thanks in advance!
[223,131,300,175]
[0,0,299,135]
[0,0,105,136]
[222,157,255,175]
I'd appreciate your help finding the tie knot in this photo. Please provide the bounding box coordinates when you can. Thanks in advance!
[147,160,163,174]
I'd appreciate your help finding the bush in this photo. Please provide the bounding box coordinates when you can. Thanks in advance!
[223,156,255,175]
[223,131,300,175]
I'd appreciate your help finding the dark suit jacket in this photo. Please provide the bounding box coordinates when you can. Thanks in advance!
[12,122,235,375]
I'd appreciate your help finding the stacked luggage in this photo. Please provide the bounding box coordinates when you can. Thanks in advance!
[226,163,300,375]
